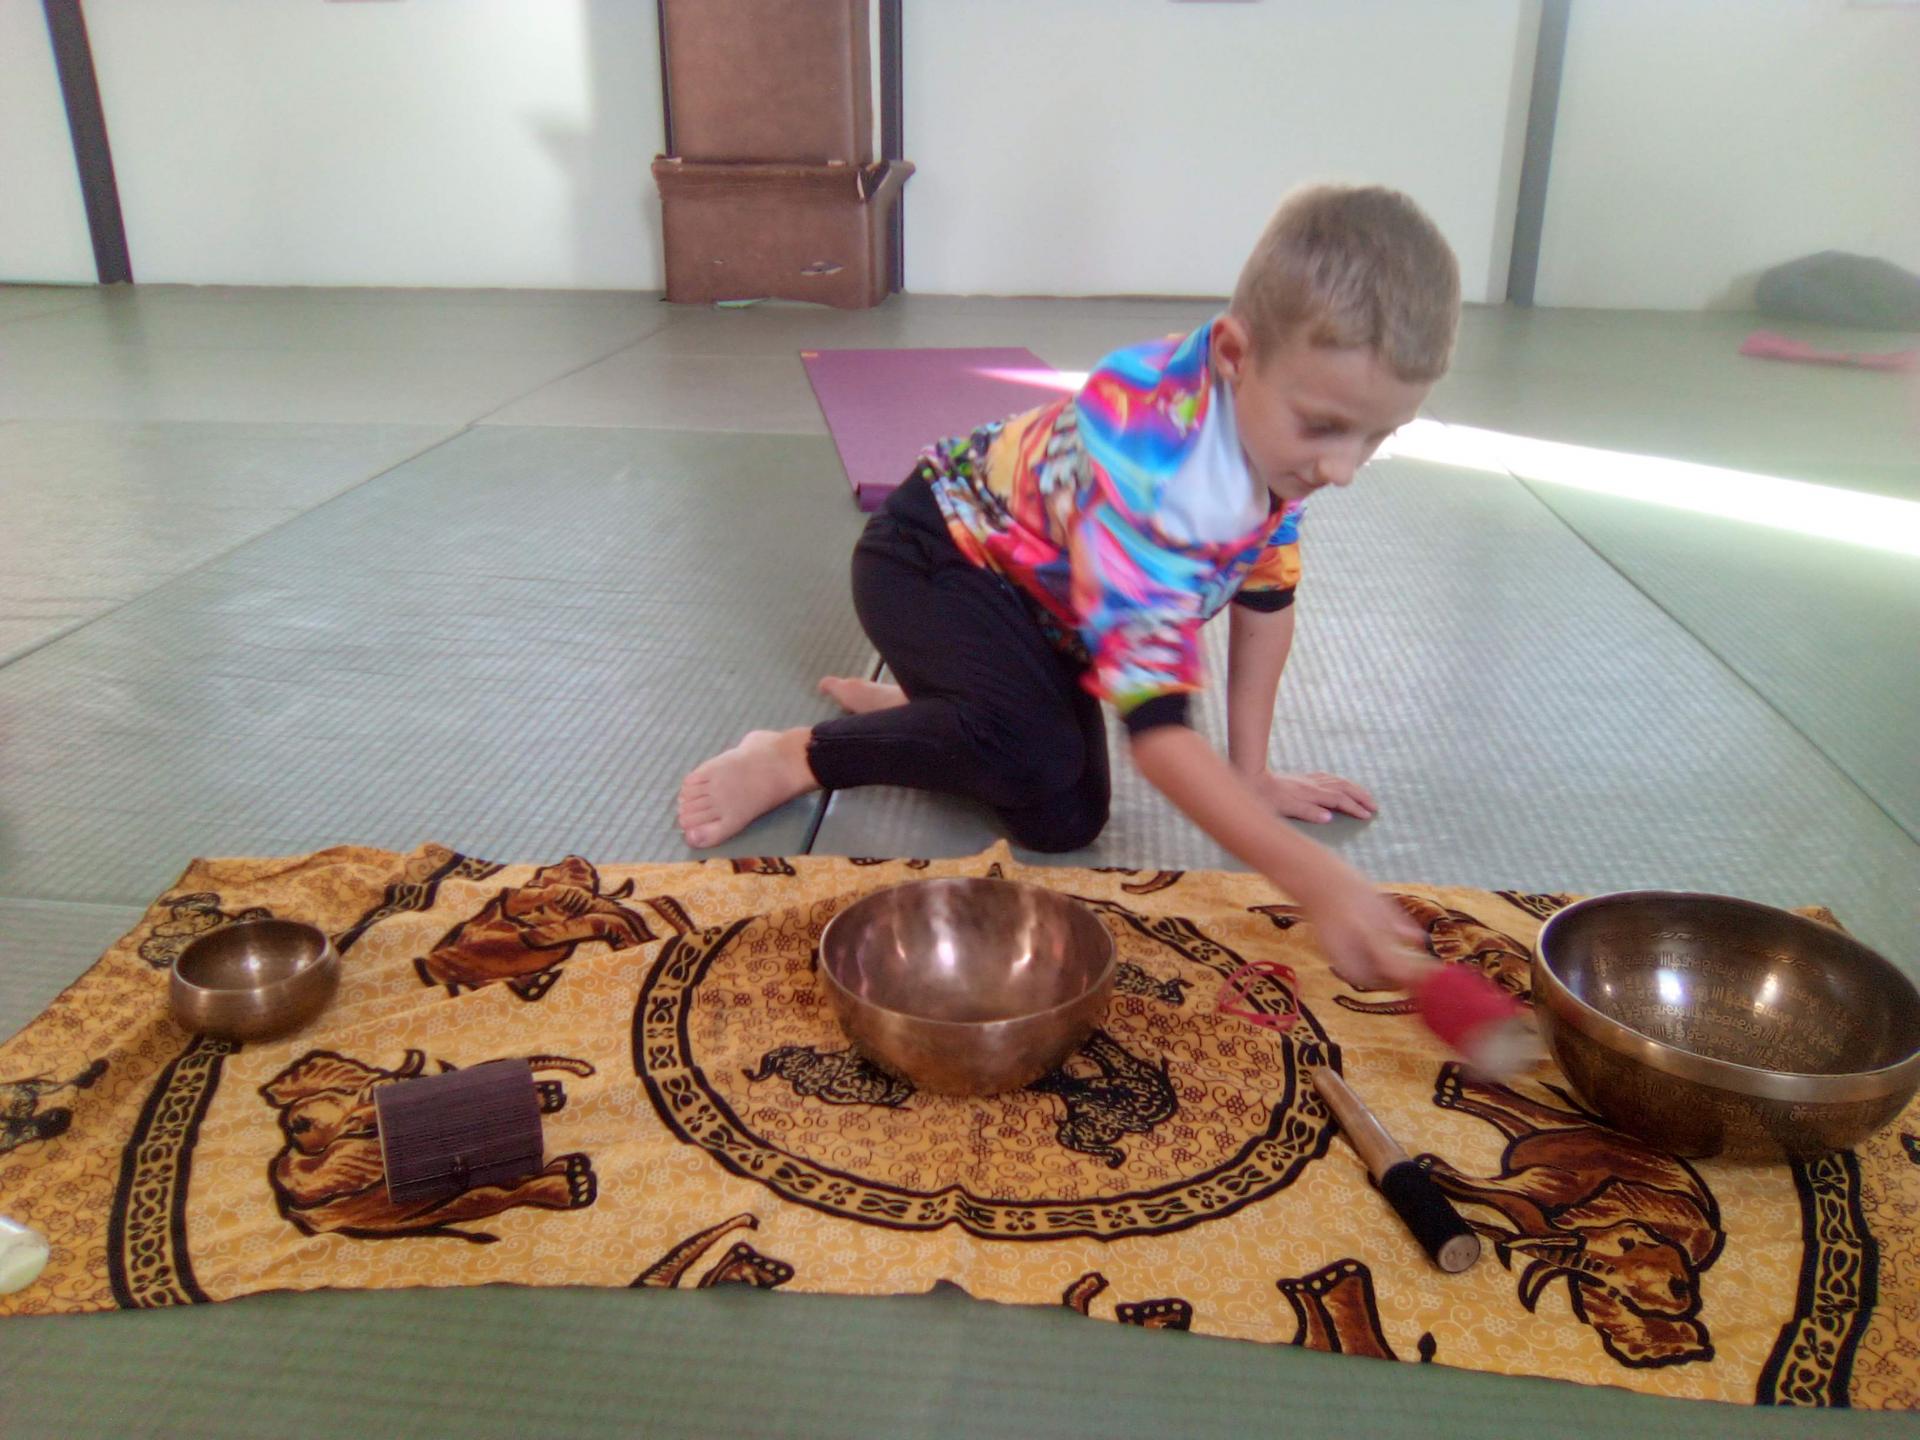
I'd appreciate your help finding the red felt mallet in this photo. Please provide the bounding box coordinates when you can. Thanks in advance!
[1409,961,1533,1079]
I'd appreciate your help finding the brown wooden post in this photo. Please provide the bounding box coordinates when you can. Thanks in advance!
[653,0,911,308]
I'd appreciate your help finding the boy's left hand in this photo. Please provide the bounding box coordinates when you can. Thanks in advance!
[1248,769,1377,824]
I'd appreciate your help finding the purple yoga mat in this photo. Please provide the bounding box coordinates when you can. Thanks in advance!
[801,347,1077,510]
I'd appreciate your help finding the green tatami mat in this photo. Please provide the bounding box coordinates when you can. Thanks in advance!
[0,420,454,664]
[813,455,1919,964]
[1435,309,1920,494]
[618,293,1218,366]
[0,284,670,359]
[1515,477,1920,839]
[3,293,1916,1440]
[482,294,1220,432]
[484,351,834,432]
[0,427,868,907]
[1429,370,1919,486]
[3,1277,1913,1440]
[0,898,145,1041]
[1428,307,1919,838]
[0,292,663,427]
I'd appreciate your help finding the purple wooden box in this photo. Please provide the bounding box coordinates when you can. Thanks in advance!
[375,1059,544,1205]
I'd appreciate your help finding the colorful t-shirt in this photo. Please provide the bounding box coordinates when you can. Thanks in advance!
[921,322,1303,732]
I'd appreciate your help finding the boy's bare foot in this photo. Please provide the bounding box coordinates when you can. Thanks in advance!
[678,729,818,848]
[818,676,907,715]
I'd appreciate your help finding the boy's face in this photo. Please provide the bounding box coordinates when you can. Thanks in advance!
[1211,315,1431,505]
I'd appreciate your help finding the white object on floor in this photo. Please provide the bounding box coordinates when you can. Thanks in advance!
[0,1215,50,1295]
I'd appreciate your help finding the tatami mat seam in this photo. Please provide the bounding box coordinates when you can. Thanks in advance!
[466,313,679,426]
[1442,420,1920,846]
[0,313,671,680]
[0,425,471,677]
[801,649,888,857]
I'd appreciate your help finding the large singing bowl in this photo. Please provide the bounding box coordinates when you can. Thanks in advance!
[1533,892,1920,1159]
[817,878,1117,1096]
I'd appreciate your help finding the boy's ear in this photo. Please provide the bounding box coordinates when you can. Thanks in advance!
[1212,314,1253,384]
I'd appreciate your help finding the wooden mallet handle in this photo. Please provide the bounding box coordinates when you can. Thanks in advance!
[1311,1066,1482,1274]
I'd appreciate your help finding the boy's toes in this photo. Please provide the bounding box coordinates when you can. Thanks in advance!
[680,813,722,847]
[677,775,719,839]
[817,676,908,715]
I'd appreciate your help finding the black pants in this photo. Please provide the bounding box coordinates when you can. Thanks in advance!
[807,473,1111,852]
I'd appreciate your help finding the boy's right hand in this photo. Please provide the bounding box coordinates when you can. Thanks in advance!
[1125,724,1424,988]
[1293,858,1427,989]
[1247,768,1378,823]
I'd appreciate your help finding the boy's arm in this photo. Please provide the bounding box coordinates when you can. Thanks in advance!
[1130,723,1421,986]
[1225,602,1294,772]
[1226,603,1378,823]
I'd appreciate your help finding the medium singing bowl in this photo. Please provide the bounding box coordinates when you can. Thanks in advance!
[1534,893,1920,1160]
[169,919,339,1042]
[817,878,1118,1096]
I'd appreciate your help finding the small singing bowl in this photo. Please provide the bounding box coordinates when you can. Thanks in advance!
[169,919,339,1042]
[1534,892,1920,1160]
[817,878,1118,1096]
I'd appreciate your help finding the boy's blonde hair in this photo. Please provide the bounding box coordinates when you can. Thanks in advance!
[1230,184,1461,383]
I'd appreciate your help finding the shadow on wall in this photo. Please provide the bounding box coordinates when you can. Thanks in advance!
[1706,269,1766,312]
[1485,0,1543,304]
[528,0,664,292]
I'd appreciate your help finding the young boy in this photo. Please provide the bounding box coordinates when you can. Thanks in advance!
[679,184,1460,988]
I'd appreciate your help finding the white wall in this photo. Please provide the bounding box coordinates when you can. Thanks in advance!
[9,0,1531,299]
[82,0,664,289]
[1537,0,1920,310]
[902,0,1533,303]
[40,1,1906,311]
[0,0,97,284]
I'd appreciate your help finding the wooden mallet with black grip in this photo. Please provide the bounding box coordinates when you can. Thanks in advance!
[1310,1066,1482,1274]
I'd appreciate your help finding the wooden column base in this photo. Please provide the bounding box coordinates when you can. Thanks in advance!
[653,158,914,310]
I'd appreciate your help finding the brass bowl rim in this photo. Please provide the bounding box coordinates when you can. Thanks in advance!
[170,918,337,998]
[1535,890,1920,1103]
[817,877,1118,1032]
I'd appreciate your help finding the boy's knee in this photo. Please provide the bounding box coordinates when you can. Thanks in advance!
[1007,795,1109,855]
[968,716,1087,801]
